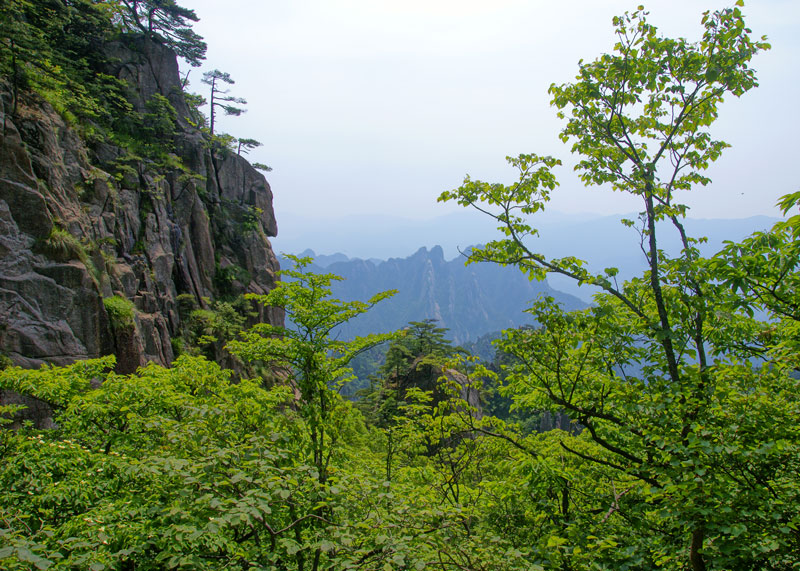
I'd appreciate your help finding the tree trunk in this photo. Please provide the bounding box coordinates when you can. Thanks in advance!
[690,528,706,571]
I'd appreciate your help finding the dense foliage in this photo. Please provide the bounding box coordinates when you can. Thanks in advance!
[0,267,551,570]
[2,2,799,570]
[0,0,129,130]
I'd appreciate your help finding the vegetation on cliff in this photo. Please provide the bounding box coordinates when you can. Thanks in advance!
[1,2,798,571]
[0,0,280,371]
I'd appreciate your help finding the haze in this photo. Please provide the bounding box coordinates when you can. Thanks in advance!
[182,0,800,227]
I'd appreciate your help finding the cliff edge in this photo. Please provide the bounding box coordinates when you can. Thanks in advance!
[0,37,282,377]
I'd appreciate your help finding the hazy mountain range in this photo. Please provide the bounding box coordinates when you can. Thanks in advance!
[279,247,585,345]
[274,210,778,303]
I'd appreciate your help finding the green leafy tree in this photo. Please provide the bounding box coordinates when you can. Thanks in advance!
[0,0,51,113]
[113,0,207,66]
[181,90,208,128]
[228,255,398,484]
[712,191,800,369]
[440,4,799,569]
[201,68,246,136]
[226,256,431,570]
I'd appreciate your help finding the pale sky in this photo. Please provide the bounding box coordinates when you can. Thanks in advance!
[182,0,800,222]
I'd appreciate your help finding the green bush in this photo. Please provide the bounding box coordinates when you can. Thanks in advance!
[176,293,199,318]
[38,226,108,288]
[213,263,251,297]
[40,227,87,264]
[103,295,136,330]
[170,337,185,358]
[240,206,263,233]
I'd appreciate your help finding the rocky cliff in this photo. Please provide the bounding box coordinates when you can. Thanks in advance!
[0,37,282,375]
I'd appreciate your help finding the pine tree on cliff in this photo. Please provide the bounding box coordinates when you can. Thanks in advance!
[115,0,207,66]
[201,69,246,136]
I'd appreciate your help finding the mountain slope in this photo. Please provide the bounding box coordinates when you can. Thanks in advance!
[282,247,584,344]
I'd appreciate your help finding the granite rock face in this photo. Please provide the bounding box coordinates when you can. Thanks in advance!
[0,37,282,381]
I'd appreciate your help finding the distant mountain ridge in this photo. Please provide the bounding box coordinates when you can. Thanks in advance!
[280,247,585,345]
[275,211,779,302]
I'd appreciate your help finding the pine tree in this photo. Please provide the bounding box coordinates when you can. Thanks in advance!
[115,0,207,66]
[201,69,246,136]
